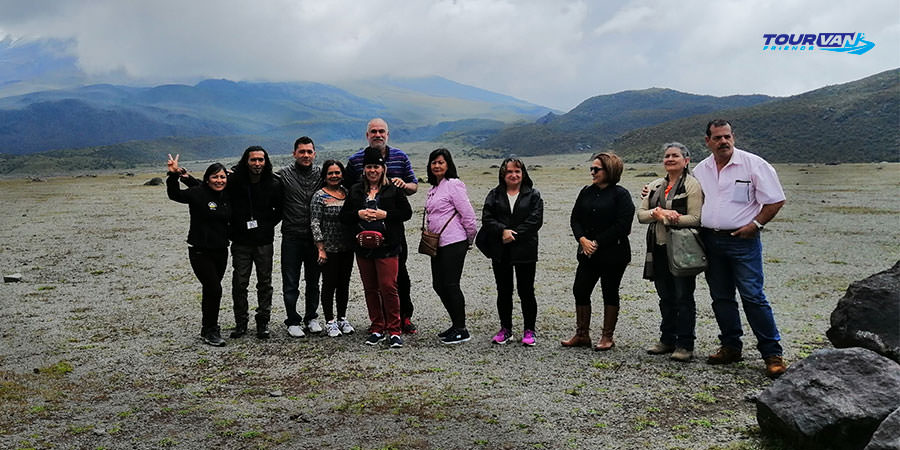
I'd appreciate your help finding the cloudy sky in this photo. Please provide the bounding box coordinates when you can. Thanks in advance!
[0,0,897,110]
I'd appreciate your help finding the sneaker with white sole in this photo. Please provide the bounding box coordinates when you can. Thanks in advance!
[441,328,471,345]
[307,319,323,333]
[325,320,341,337]
[337,318,355,335]
[521,329,536,347]
[491,328,512,345]
[365,332,385,346]
[287,324,305,338]
[389,334,404,348]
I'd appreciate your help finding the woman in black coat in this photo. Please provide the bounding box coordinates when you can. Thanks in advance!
[478,158,543,346]
[166,154,231,347]
[339,148,412,348]
[561,152,634,351]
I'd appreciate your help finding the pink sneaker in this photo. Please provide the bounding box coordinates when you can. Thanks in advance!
[521,329,536,346]
[491,328,512,345]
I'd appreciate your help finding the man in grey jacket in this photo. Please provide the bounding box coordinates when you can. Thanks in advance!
[278,136,323,337]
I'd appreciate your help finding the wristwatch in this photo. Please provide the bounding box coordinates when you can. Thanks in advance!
[752,219,765,230]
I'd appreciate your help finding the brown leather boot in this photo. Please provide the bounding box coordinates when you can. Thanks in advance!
[594,305,619,351]
[560,305,592,347]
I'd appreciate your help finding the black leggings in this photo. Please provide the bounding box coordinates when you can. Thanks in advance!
[320,250,354,321]
[431,240,469,329]
[189,247,228,332]
[572,254,626,307]
[492,261,537,331]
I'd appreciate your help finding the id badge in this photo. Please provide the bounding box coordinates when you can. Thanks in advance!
[246,220,258,230]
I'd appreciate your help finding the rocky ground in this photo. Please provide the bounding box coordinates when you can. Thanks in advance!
[0,153,897,450]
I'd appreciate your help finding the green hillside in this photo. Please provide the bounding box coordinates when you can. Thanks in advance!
[608,68,900,163]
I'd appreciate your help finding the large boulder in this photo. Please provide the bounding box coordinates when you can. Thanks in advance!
[827,261,900,363]
[756,347,900,450]
[865,407,900,450]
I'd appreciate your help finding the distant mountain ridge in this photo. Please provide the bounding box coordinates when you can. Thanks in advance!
[0,77,551,155]
[608,68,899,163]
[478,88,775,155]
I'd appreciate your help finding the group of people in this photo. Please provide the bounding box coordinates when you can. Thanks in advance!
[167,118,788,378]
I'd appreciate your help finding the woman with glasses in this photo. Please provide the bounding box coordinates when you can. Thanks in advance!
[562,152,634,351]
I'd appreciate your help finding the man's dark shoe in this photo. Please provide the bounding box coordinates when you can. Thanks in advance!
[229,324,248,339]
[441,328,471,345]
[764,356,787,379]
[256,323,270,340]
[401,317,418,334]
[706,346,742,365]
[202,328,226,347]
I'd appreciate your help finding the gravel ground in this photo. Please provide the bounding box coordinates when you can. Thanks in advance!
[0,154,897,450]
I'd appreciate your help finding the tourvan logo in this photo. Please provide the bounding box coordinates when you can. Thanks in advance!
[762,33,875,54]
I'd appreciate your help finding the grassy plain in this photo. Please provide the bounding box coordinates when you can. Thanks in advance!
[0,154,897,449]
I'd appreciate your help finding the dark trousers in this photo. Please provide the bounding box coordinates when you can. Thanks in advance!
[320,250,354,321]
[188,247,228,332]
[281,233,321,326]
[356,255,401,335]
[398,238,413,319]
[492,260,537,331]
[652,245,696,350]
[431,240,469,329]
[231,243,274,327]
[572,253,627,307]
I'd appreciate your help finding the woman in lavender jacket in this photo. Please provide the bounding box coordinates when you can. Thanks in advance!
[423,148,478,345]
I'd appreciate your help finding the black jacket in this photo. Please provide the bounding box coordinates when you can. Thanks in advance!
[479,185,543,264]
[184,172,282,245]
[340,182,412,258]
[167,174,231,249]
[570,184,634,264]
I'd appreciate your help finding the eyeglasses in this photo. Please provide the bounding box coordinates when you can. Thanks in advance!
[590,167,606,174]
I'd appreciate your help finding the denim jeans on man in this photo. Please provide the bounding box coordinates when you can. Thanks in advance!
[281,233,321,326]
[231,243,274,327]
[702,231,782,357]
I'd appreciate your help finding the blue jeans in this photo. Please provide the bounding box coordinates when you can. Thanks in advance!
[281,233,321,326]
[702,231,782,358]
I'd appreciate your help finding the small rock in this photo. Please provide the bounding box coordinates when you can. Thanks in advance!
[268,390,283,397]
[144,177,164,186]
[636,172,658,178]
[93,428,106,436]
[3,273,22,283]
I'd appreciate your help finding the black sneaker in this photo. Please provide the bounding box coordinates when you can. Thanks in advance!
[389,335,404,348]
[365,332,385,346]
[256,323,270,340]
[437,326,455,339]
[441,328,471,345]
[202,328,226,347]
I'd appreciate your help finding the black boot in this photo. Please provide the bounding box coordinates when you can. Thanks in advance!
[256,321,270,340]
[230,322,248,339]
[202,327,226,347]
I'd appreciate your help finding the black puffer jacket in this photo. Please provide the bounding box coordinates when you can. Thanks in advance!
[479,185,544,264]
[167,174,231,249]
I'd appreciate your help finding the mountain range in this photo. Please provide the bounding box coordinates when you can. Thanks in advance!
[0,56,896,175]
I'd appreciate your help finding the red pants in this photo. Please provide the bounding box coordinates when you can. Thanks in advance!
[356,255,401,335]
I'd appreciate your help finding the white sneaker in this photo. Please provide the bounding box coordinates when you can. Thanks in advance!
[325,320,341,338]
[337,318,355,335]
[287,325,305,338]
[307,319,323,333]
